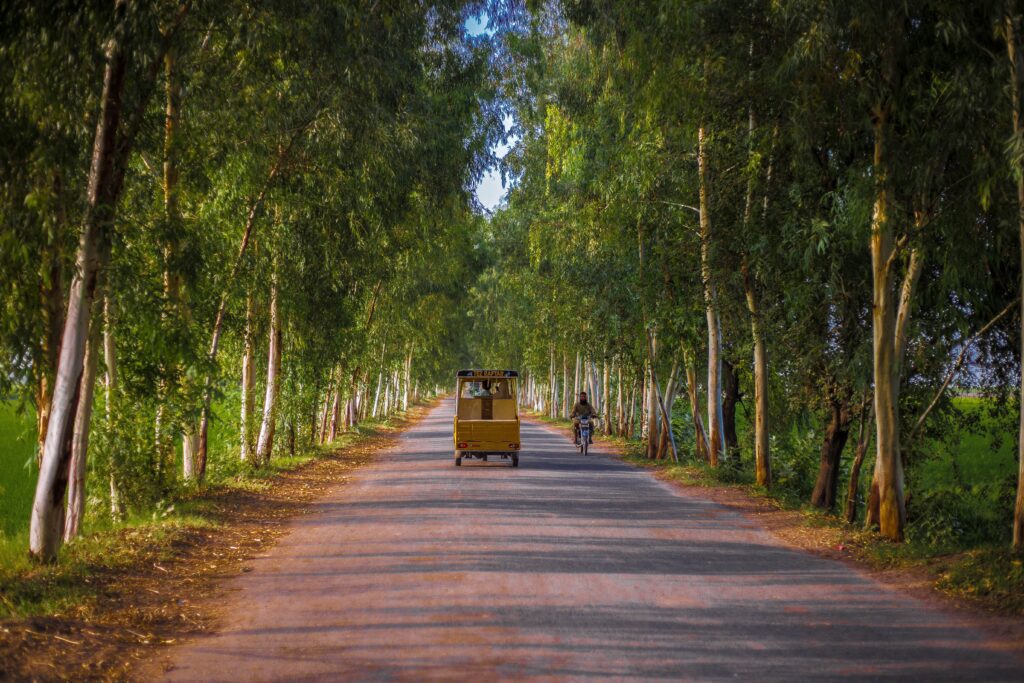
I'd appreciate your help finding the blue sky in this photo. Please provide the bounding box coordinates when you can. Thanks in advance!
[465,14,517,213]
[476,117,516,212]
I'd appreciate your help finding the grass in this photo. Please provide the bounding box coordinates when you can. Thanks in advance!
[0,401,37,541]
[918,396,1017,487]
[0,514,213,618]
[0,401,421,619]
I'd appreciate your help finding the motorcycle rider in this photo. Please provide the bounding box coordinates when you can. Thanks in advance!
[570,391,598,445]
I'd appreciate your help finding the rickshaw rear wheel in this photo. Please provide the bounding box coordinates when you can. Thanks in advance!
[512,454,519,467]
[455,453,462,466]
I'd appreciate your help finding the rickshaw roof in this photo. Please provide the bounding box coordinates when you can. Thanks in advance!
[456,369,519,378]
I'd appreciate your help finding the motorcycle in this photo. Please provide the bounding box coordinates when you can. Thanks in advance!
[577,415,591,456]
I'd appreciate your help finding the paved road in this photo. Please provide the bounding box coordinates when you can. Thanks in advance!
[161,399,1024,681]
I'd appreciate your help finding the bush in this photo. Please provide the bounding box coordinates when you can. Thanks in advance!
[906,478,1014,548]
[770,427,820,500]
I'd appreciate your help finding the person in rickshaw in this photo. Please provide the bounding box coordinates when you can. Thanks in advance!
[570,391,598,445]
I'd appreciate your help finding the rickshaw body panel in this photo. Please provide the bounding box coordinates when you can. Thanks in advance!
[453,370,520,459]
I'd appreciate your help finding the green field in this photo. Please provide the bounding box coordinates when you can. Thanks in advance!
[0,401,37,540]
[0,394,243,544]
[918,397,1017,487]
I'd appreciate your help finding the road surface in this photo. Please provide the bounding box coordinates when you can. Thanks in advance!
[161,399,1024,681]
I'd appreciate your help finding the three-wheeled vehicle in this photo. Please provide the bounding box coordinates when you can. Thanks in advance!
[453,369,520,467]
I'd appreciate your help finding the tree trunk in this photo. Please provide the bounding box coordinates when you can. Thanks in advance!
[30,2,129,561]
[656,361,679,461]
[1004,5,1024,550]
[63,298,102,542]
[742,254,771,486]
[699,124,724,467]
[645,337,658,458]
[240,291,256,461]
[103,294,122,519]
[36,240,65,467]
[573,352,581,401]
[811,397,852,510]
[739,89,772,487]
[722,359,740,461]
[309,393,319,444]
[254,273,281,465]
[845,401,873,524]
[616,362,624,435]
[155,40,182,477]
[404,351,413,411]
[317,386,330,443]
[868,106,908,541]
[684,349,710,462]
[181,427,198,475]
[197,129,306,478]
[602,360,611,435]
[372,369,383,418]
[330,377,343,439]
[622,378,630,438]
[562,351,570,418]
[646,330,679,462]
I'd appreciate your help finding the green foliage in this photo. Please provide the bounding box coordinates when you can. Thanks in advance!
[907,483,1014,548]
[768,427,822,502]
[0,402,36,540]
[934,548,1024,614]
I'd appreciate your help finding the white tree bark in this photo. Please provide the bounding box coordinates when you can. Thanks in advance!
[64,302,102,542]
[240,291,255,461]
[403,351,412,411]
[103,294,122,519]
[562,352,570,418]
[698,124,725,466]
[255,274,281,465]
[573,352,581,401]
[602,360,611,435]
[645,337,658,457]
[31,4,129,560]
[615,361,624,436]
[372,369,383,418]
[1007,5,1024,549]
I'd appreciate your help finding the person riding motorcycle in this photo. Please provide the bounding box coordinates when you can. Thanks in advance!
[570,391,598,445]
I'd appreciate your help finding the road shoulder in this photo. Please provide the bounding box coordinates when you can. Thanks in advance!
[520,411,1024,660]
[0,401,437,683]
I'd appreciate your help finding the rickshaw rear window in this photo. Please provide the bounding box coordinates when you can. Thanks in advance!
[459,379,513,399]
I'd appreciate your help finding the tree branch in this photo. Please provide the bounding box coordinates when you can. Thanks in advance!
[906,297,1019,446]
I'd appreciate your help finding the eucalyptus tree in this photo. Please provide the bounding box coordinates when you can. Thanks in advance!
[999,0,1024,550]
[14,0,505,561]
[0,2,99,464]
[28,0,195,562]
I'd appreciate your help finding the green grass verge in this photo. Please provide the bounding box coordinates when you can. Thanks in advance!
[0,401,37,541]
[0,405,419,619]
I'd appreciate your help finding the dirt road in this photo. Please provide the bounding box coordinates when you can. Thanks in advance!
[158,399,1024,681]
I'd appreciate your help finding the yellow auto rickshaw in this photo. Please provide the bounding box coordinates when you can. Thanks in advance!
[453,369,520,467]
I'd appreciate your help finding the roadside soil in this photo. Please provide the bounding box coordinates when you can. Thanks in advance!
[534,414,1024,657]
[0,402,435,682]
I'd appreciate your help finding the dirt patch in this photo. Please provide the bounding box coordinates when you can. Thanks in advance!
[0,402,435,682]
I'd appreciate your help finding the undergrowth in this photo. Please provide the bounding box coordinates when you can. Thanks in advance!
[0,407,416,619]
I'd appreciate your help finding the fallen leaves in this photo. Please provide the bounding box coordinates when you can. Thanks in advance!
[0,401,436,682]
